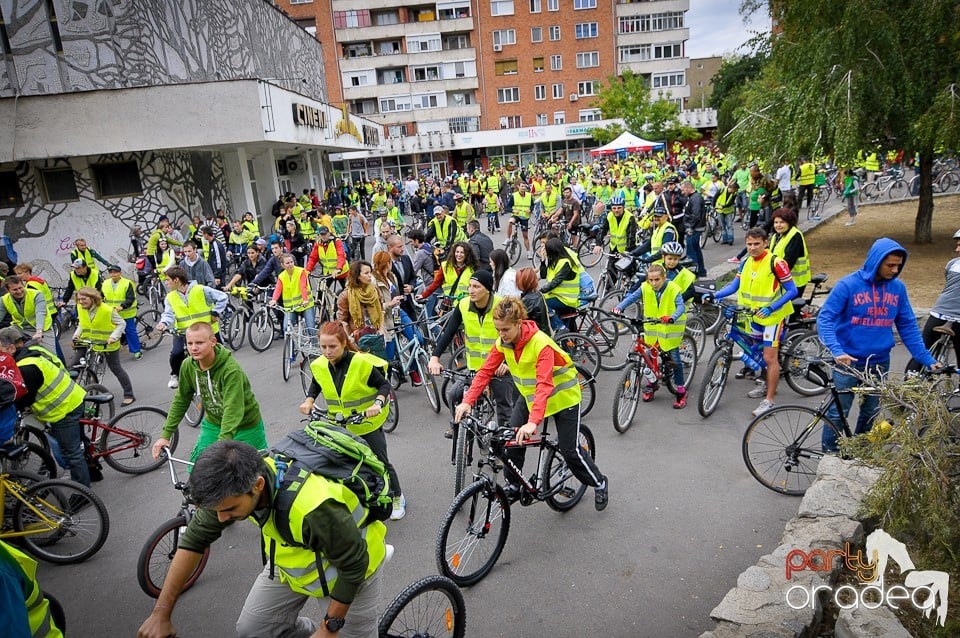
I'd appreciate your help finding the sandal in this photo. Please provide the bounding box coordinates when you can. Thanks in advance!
[122,397,136,406]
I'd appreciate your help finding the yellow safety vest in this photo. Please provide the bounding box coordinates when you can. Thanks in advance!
[864,153,880,172]
[511,192,532,219]
[798,162,816,186]
[430,217,461,245]
[651,222,677,253]
[311,352,388,436]
[770,226,810,288]
[278,267,314,311]
[317,242,348,278]
[78,303,120,352]
[662,265,696,293]
[621,187,638,211]
[260,457,387,598]
[0,541,64,637]
[166,284,218,333]
[540,190,559,214]
[101,277,137,319]
[495,329,580,418]
[714,189,736,214]
[156,249,176,279]
[544,258,580,308]
[641,280,686,350]
[2,289,52,331]
[69,268,99,292]
[459,295,501,371]
[442,264,473,299]
[24,279,55,314]
[486,175,501,193]
[454,202,474,228]
[70,247,98,270]
[468,179,481,195]
[298,219,317,240]
[484,193,500,213]
[737,252,793,326]
[606,211,634,252]
[19,354,87,423]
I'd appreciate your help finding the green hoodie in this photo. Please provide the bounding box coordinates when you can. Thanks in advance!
[163,344,263,439]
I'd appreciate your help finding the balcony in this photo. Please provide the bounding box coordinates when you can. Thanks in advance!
[617,56,690,77]
[616,0,689,16]
[334,17,474,42]
[339,47,476,73]
[616,28,689,48]
[343,74,477,101]
[374,104,480,125]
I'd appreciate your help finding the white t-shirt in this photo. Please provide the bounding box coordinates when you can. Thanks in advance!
[776,165,792,192]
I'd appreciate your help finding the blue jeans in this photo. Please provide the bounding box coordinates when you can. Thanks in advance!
[719,213,735,244]
[663,347,685,390]
[685,231,706,276]
[545,297,576,332]
[822,361,889,451]
[124,316,141,354]
[284,306,317,338]
[50,404,90,487]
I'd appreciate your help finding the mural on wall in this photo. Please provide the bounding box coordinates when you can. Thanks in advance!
[0,150,229,286]
[0,0,327,100]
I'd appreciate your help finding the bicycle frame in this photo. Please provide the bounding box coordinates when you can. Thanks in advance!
[0,475,60,540]
[82,414,143,461]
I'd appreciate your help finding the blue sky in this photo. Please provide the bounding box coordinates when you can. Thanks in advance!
[686,0,769,59]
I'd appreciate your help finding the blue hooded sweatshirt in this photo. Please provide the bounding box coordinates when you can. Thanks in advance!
[817,237,936,367]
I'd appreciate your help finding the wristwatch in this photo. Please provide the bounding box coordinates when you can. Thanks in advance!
[373,398,385,408]
[324,613,346,633]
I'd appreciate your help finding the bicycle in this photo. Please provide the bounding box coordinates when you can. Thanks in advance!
[700,203,722,248]
[612,318,699,433]
[308,275,341,324]
[75,391,175,474]
[304,376,401,434]
[435,412,596,586]
[0,448,109,564]
[386,319,441,414]
[280,308,315,383]
[137,447,209,598]
[140,272,166,311]
[68,339,108,387]
[926,320,958,368]
[378,574,466,638]
[223,285,272,351]
[502,219,524,266]
[135,308,166,351]
[441,369,498,496]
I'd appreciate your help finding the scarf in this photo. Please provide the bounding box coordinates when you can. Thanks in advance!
[347,282,384,330]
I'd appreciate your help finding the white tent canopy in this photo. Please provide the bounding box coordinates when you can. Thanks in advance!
[590,131,664,156]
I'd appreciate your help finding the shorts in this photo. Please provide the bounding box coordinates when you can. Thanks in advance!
[748,319,785,349]
[511,215,529,230]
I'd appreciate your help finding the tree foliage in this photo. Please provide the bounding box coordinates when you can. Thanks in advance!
[709,53,768,143]
[725,0,960,243]
[595,70,701,144]
[590,122,625,145]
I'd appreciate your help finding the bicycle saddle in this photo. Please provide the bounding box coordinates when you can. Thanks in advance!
[810,273,828,285]
[84,392,115,405]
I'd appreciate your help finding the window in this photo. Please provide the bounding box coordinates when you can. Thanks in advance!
[379,40,402,55]
[412,65,441,81]
[495,59,519,75]
[578,108,601,122]
[573,0,596,7]
[536,113,547,125]
[491,0,514,17]
[497,87,520,103]
[534,84,546,100]
[577,80,597,96]
[351,99,377,115]
[91,162,142,199]
[547,0,558,10]
[499,115,522,128]
[413,94,440,109]
[533,56,544,72]
[493,30,517,46]
[378,69,405,84]
[372,10,399,26]
[349,75,368,87]
[651,72,685,89]
[575,22,597,39]
[529,0,541,12]
[449,116,480,133]
[552,83,564,99]
[553,111,565,124]
[531,27,542,42]
[618,11,684,34]
[619,43,683,63]
[40,168,79,203]
[450,92,475,105]
[0,171,22,208]
[388,124,409,137]
[380,97,412,112]
[444,35,470,50]
[575,51,599,68]
[454,61,466,77]
[344,43,372,58]
[407,34,441,52]
[548,25,560,40]
[333,10,371,28]
[550,54,562,71]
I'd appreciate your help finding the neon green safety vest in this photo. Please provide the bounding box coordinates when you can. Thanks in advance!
[454,202,473,228]
[651,222,677,253]
[19,354,87,422]
[544,258,580,308]
[540,190,559,214]
[0,540,64,637]
[430,217,464,245]
[495,329,580,417]
[660,264,696,293]
[459,295,501,371]
[737,252,793,327]
[156,249,176,279]
[770,225,810,288]
[167,284,218,333]
[798,162,816,186]
[511,192,532,219]
[260,457,387,598]
[101,277,137,319]
[621,187,638,211]
[317,242,348,278]
[641,280,686,350]
[442,264,473,299]
[486,174,501,193]
[311,352,389,436]
[78,303,120,352]
[606,211,634,252]
[70,247,97,270]
[483,193,499,213]
[278,267,314,311]
[2,289,52,331]
[69,268,99,292]
[715,189,736,214]
[298,219,317,240]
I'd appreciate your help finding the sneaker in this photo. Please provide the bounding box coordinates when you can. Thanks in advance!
[747,382,767,399]
[390,494,406,521]
[844,220,856,226]
[87,464,104,483]
[526,251,533,260]
[735,366,756,380]
[727,256,740,264]
[501,239,510,246]
[444,426,455,440]
[752,399,776,417]
[642,390,655,402]
[167,375,179,389]
[673,389,686,409]
[811,215,823,221]
[132,352,143,360]
[384,544,395,563]
[594,478,608,511]
[410,370,423,386]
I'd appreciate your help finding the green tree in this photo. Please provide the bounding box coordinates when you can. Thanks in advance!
[727,0,960,243]
[709,53,768,143]
[595,70,700,144]
[590,122,625,145]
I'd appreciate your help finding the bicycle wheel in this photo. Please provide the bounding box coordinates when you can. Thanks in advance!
[226,309,247,351]
[1,441,58,480]
[664,335,698,391]
[453,423,473,497]
[247,307,275,352]
[506,235,522,266]
[74,364,98,388]
[576,364,596,417]
[12,479,110,564]
[742,406,842,496]
[299,355,316,397]
[783,332,830,397]
[698,303,723,334]
[413,351,441,414]
[887,179,907,200]
[282,333,294,382]
[598,290,641,321]
[929,334,958,368]
[697,348,731,418]
[860,181,880,203]
[136,309,165,351]
[711,217,722,243]
[183,393,204,428]
[137,514,211,598]
[100,406,175,475]
[685,316,707,359]
[13,423,50,454]
[612,365,641,433]
[554,332,601,379]
[379,574,466,638]
[544,424,595,512]
[382,390,399,434]
[699,227,708,249]
[436,480,511,587]
[577,236,604,268]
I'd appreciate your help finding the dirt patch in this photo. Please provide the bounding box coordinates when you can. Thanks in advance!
[804,195,960,309]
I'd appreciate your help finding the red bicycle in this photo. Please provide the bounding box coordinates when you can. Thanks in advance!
[80,391,174,475]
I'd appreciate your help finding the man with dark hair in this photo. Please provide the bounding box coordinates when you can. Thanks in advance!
[0,275,51,344]
[200,226,229,288]
[680,180,707,277]
[137,439,388,638]
[465,220,494,271]
[179,241,215,287]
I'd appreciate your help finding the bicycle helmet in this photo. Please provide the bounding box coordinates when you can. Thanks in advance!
[660,241,685,257]
[608,193,626,206]
[953,228,960,240]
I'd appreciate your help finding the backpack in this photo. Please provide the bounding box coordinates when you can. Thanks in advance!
[579,269,596,301]
[268,422,392,548]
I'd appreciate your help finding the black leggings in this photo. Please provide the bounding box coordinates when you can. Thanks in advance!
[362,427,401,497]
[448,375,517,427]
[906,315,960,372]
[504,402,604,488]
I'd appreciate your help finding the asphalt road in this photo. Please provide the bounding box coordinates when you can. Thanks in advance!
[37,204,857,637]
